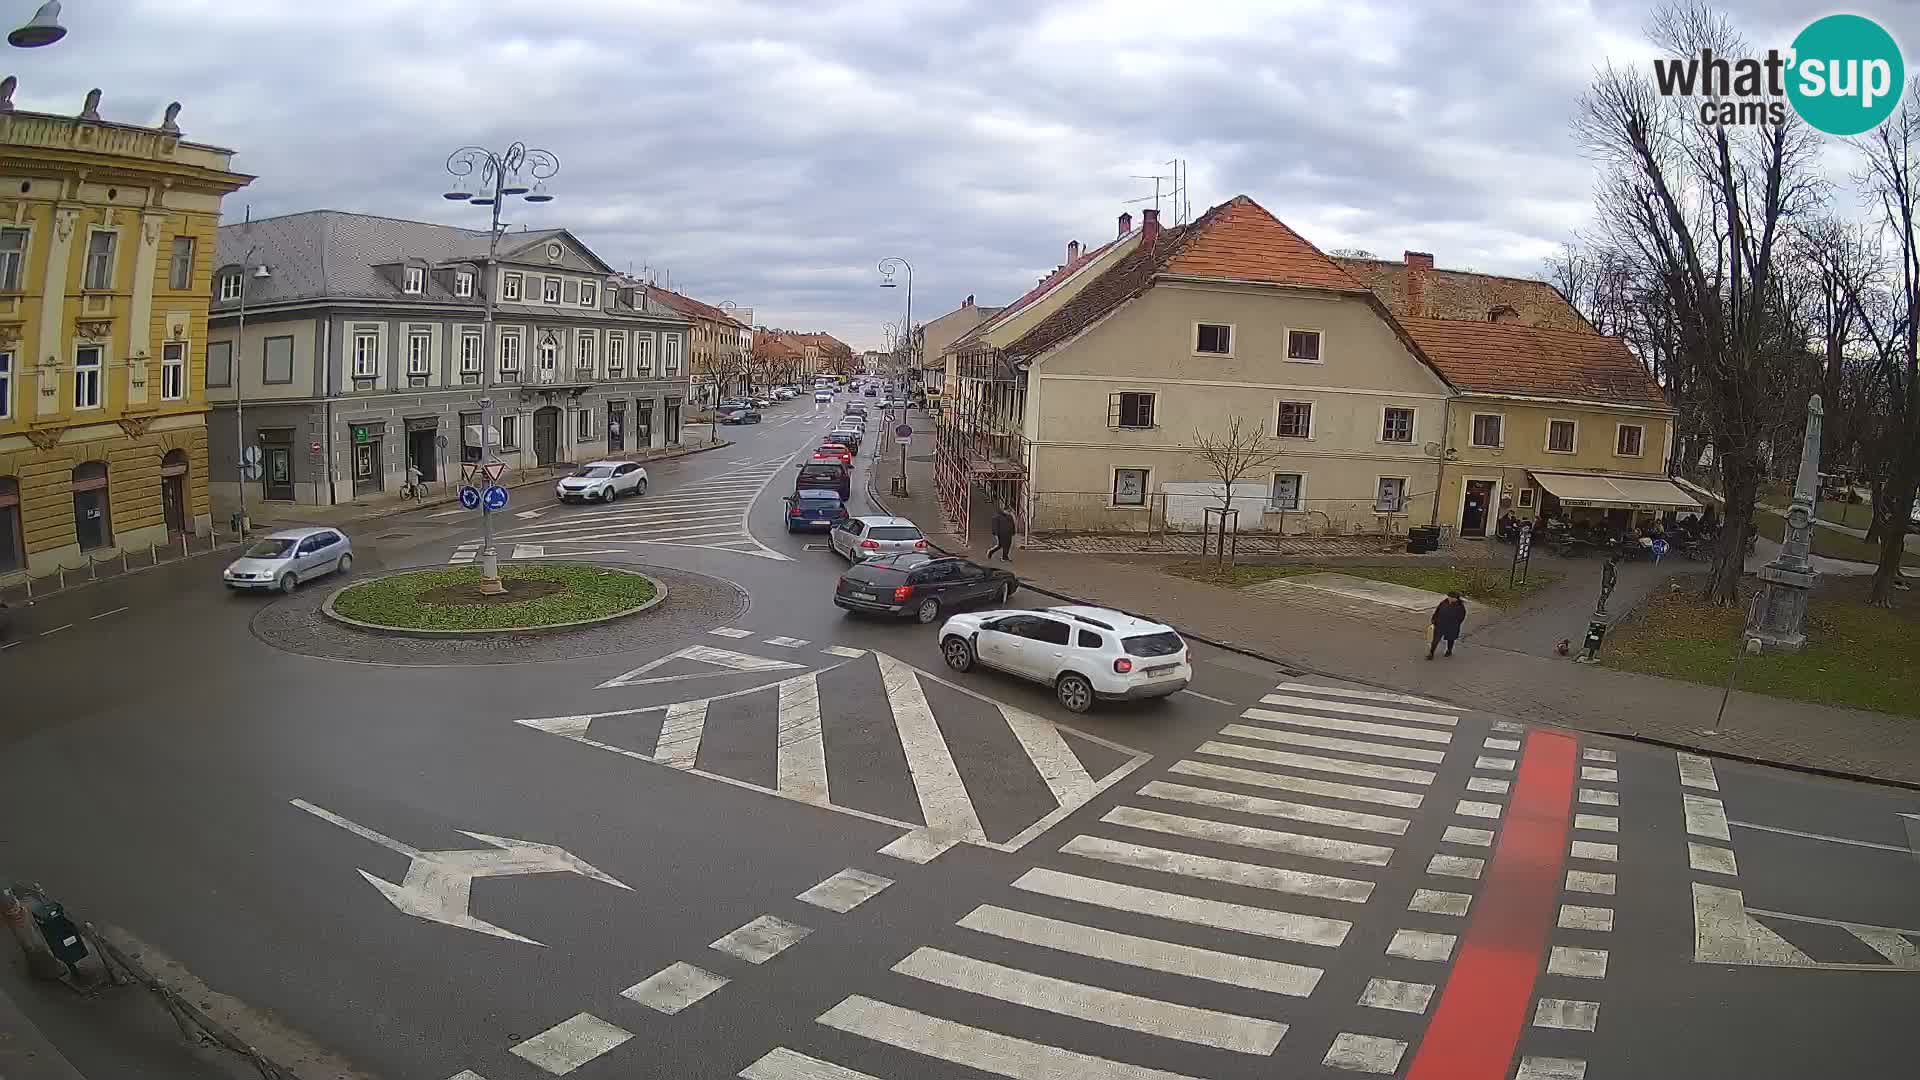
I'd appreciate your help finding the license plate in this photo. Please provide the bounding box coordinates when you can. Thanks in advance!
[1145,664,1178,677]
[851,591,876,601]
[812,519,830,526]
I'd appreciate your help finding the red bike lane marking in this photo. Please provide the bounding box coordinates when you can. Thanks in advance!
[1406,729,1577,1080]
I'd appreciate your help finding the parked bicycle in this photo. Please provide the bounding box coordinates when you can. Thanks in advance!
[400,479,432,502]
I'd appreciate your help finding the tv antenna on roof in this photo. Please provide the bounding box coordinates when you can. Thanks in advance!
[1126,159,1190,225]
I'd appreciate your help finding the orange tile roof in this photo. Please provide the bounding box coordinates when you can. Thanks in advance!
[1398,317,1668,408]
[1008,196,1367,359]
[1336,257,1594,332]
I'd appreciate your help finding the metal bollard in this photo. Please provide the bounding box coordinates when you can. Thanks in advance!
[122,550,129,574]
[150,541,159,567]
[87,554,97,580]
[181,532,189,559]
[57,566,65,590]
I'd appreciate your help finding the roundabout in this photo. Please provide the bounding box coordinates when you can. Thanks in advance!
[323,562,661,635]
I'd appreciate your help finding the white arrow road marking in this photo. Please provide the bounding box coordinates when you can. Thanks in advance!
[514,509,545,519]
[290,799,629,946]
[597,644,806,689]
[510,544,545,559]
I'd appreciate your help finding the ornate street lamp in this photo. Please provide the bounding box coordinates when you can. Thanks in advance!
[878,257,914,391]
[441,141,560,596]
[8,1,65,48]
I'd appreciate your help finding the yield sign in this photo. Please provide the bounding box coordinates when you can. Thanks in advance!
[482,460,509,484]
[291,799,629,946]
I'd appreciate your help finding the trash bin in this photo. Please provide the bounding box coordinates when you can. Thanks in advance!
[891,476,909,498]
[1407,526,1441,554]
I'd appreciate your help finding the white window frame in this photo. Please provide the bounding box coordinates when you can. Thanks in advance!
[576,405,594,440]
[1268,472,1304,513]
[168,236,194,291]
[1546,417,1579,454]
[541,277,561,304]
[0,350,12,419]
[606,331,626,377]
[1284,326,1324,364]
[403,266,425,295]
[1615,422,1646,458]
[663,333,683,376]
[501,272,523,302]
[580,281,598,307]
[1380,405,1417,445]
[82,228,118,291]
[499,413,519,449]
[635,333,655,377]
[454,271,474,298]
[352,331,380,379]
[160,340,186,400]
[1193,321,1235,357]
[459,332,482,378]
[1469,411,1504,449]
[1374,475,1409,513]
[575,329,597,375]
[1110,466,1151,508]
[218,272,242,302]
[498,329,522,380]
[1517,486,1536,509]
[407,330,432,376]
[0,226,27,291]
[1274,400,1314,439]
[74,344,103,409]
[1107,390,1156,430]
[539,334,559,372]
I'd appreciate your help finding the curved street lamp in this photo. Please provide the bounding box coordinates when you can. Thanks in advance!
[440,141,560,596]
[878,256,914,391]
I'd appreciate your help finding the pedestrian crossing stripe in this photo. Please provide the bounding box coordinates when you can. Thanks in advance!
[1693,883,1920,970]
[513,649,1149,855]
[489,457,798,562]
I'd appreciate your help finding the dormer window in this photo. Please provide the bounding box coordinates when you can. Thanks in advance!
[580,281,598,307]
[454,271,474,298]
[404,266,425,294]
[218,272,242,302]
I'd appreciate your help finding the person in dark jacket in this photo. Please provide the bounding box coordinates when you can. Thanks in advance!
[1428,591,1467,659]
[988,508,1016,561]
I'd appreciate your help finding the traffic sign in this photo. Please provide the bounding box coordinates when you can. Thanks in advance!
[483,485,509,512]
[436,434,449,450]
[482,461,508,484]
[459,485,481,510]
[241,445,262,466]
[895,423,913,440]
[241,463,262,481]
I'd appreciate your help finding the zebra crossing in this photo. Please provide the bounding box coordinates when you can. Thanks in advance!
[511,637,1151,854]
[738,679,1503,1079]
[447,456,798,564]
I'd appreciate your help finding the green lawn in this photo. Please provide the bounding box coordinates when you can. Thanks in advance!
[332,563,656,631]
[1751,511,1919,567]
[1166,561,1560,606]
[1604,575,1920,717]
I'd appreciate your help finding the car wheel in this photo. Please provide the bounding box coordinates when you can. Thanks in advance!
[1056,673,1094,713]
[914,597,941,624]
[636,478,648,496]
[942,635,975,672]
[278,572,298,595]
[336,553,353,575]
[604,487,618,503]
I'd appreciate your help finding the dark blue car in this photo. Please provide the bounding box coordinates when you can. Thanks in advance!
[784,489,849,532]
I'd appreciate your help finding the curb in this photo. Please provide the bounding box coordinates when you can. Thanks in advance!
[319,563,667,638]
[869,460,1920,793]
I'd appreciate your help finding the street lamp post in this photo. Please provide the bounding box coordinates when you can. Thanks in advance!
[231,258,269,537]
[442,141,559,596]
[878,257,914,398]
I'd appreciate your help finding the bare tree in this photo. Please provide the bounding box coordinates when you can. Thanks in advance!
[1191,416,1293,564]
[1574,1,1827,604]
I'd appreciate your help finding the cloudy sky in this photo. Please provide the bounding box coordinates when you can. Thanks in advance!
[10,0,1913,349]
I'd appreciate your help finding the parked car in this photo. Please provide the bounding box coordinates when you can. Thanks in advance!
[843,403,868,420]
[829,427,864,451]
[813,443,854,466]
[794,461,851,499]
[720,407,763,424]
[752,396,775,408]
[834,553,1017,623]
[830,515,927,561]
[814,390,834,403]
[939,605,1190,713]
[774,388,798,400]
[864,386,878,397]
[785,489,850,533]
[224,527,354,594]
[556,460,649,503]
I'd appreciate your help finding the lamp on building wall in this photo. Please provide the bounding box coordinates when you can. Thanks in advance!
[8,1,65,48]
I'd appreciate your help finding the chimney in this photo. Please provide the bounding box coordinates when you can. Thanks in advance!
[1403,251,1434,317]
[964,293,974,307]
[1118,211,1132,237]
[1141,208,1160,247]
[1067,240,1080,265]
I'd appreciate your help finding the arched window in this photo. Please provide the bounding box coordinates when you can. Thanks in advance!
[0,475,21,574]
[71,461,112,551]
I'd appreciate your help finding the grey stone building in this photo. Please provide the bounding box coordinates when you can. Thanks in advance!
[206,210,693,508]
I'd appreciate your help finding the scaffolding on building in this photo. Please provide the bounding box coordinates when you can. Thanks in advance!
[935,340,1029,541]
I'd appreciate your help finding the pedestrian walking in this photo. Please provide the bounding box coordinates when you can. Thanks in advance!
[988,507,1016,561]
[1428,591,1467,659]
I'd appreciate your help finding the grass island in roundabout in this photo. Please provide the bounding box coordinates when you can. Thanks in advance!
[323,562,662,634]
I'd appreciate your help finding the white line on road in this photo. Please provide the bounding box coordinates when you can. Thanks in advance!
[999,704,1096,808]
[892,945,1288,1054]
[1408,889,1472,916]
[797,868,893,913]
[1220,723,1447,764]
[89,606,128,620]
[288,799,420,857]
[513,509,545,519]
[1258,692,1459,726]
[1358,978,1434,1014]
[1196,739,1435,786]
[711,915,813,964]
[1534,998,1600,1031]
[1240,707,1454,745]
[878,652,985,841]
[1167,759,1424,808]
[1516,1057,1589,1080]
[1137,779,1410,836]
[1442,826,1495,847]
[1012,866,1352,947]
[509,1013,632,1076]
[40,624,71,636]
[1728,819,1913,854]
[654,700,708,770]
[1101,805,1396,866]
[1688,842,1738,875]
[956,903,1322,997]
[817,995,1206,1080]
[776,673,829,805]
[622,962,729,1015]
[1385,928,1456,962]
[1272,681,1459,710]
[1176,688,1238,706]
[1678,752,1719,791]
[1322,1032,1407,1074]
[1061,834,1376,903]
[740,1047,884,1080]
[0,641,17,651]
[1559,905,1614,931]
[1427,854,1485,879]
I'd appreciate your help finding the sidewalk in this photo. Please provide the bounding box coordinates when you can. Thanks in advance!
[870,416,1920,788]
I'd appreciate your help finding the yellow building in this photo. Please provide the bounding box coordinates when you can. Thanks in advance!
[0,87,251,579]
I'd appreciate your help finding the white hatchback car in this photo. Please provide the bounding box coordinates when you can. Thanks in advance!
[556,460,649,503]
[939,605,1191,713]
[830,515,927,561]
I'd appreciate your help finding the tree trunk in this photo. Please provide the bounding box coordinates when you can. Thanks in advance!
[1862,475,1884,542]
[1706,460,1759,605]
[1868,468,1916,606]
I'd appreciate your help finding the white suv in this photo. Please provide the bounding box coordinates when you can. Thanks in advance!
[938,605,1191,713]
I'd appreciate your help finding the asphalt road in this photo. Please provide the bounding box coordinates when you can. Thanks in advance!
[2,392,1918,1080]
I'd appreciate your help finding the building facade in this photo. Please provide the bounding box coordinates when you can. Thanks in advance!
[640,284,751,407]
[0,90,252,580]
[206,212,692,507]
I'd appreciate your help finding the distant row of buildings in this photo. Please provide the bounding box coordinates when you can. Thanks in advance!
[920,199,1697,541]
[0,88,846,580]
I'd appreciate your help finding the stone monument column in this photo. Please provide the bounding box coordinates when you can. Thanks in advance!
[1746,395,1822,651]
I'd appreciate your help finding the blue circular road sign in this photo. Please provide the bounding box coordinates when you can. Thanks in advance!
[459,485,482,510]
[483,484,509,512]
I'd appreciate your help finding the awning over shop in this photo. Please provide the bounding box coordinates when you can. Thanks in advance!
[1530,471,1702,511]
